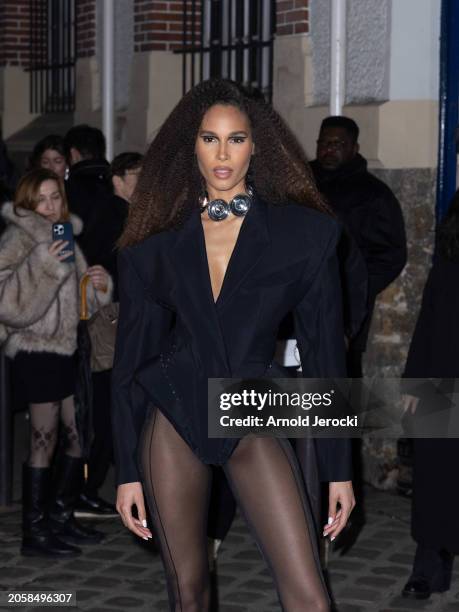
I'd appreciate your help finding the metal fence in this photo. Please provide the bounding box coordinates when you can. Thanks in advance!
[29,0,76,113]
[176,0,276,100]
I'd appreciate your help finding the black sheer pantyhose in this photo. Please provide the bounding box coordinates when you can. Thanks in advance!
[28,396,81,468]
[140,408,330,612]
[59,396,82,458]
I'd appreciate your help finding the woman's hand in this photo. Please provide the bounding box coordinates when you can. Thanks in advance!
[401,394,419,415]
[87,265,109,292]
[48,240,73,262]
[116,482,153,541]
[323,481,355,541]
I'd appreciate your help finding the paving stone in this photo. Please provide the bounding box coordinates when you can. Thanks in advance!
[82,576,120,588]
[103,595,147,608]
[372,565,409,577]
[240,579,273,590]
[344,547,382,561]
[387,554,415,565]
[357,538,395,550]
[124,551,158,565]
[388,595,432,609]
[356,575,397,588]
[101,563,148,577]
[86,549,127,561]
[336,587,381,602]
[328,559,367,572]
[333,604,365,612]
[0,567,36,580]
[74,589,99,602]
[63,560,101,572]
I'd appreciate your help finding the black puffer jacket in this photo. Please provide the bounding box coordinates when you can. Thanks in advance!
[311,154,407,351]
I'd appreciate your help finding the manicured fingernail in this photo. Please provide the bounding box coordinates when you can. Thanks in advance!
[331,536,336,542]
[147,535,153,539]
[328,517,334,525]
[142,520,147,528]
[142,536,148,540]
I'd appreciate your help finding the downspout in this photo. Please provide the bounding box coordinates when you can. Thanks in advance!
[437,0,459,222]
[102,0,115,161]
[330,0,347,115]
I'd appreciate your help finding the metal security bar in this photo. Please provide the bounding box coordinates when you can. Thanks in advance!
[30,0,76,113]
[176,0,276,101]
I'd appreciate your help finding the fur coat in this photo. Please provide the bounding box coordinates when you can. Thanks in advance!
[0,202,113,358]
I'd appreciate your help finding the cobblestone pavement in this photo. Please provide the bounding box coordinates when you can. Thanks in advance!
[1,487,459,612]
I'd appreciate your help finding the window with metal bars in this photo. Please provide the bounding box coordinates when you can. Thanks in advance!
[29,0,76,113]
[177,0,276,101]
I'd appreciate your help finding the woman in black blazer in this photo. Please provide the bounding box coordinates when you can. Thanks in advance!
[112,79,355,611]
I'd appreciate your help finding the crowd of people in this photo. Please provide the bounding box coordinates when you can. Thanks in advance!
[0,77,457,609]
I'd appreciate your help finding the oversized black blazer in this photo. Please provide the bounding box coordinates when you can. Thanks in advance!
[111,195,352,486]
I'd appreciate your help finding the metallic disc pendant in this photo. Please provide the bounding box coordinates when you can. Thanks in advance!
[230,193,252,217]
[207,199,230,221]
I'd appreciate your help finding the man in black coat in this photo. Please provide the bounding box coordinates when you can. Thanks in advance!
[310,116,407,377]
[64,125,131,517]
[64,125,119,281]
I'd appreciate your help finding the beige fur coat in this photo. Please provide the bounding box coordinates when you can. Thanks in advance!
[0,202,113,358]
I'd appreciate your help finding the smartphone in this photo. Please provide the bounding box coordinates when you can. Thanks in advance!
[52,222,75,263]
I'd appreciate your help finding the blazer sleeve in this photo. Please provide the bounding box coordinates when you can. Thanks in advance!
[293,220,352,482]
[111,247,173,485]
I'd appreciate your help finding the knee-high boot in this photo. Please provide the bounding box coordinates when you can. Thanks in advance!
[48,455,105,545]
[21,464,81,557]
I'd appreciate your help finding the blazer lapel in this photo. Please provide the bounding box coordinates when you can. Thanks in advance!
[171,207,230,371]
[215,194,270,310]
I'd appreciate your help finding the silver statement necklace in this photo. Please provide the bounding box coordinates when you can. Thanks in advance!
[200,186,253,222]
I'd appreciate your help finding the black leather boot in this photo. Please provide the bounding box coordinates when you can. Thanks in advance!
[21,464,81,557]
[48,456,105,545]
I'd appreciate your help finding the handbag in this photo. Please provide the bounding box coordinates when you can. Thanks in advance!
[80,275,119,373]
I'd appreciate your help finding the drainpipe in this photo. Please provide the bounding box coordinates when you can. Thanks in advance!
[437,0,459,222]
[330,0,347,115]
[102,0,115,161]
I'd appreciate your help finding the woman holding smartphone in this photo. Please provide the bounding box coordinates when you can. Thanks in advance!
[0,168,112,557]
[113,79,355,611]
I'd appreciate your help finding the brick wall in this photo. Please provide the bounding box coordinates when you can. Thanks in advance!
[276,0,309,36]
[134,0,201,53]
[76,0,96,58]
[0,0,31,68]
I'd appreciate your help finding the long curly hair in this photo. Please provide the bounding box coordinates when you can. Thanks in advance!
[120,79,330,247]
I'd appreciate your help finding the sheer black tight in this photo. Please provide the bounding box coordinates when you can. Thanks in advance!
[28,395,81,468]
[140,408,329,612]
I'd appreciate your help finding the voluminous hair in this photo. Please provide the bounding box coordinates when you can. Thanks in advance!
[14,168,70,220]
[120,79,330,247]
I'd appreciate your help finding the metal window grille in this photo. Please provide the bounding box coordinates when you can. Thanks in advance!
[176,0,276,101]
[30,0,76,113]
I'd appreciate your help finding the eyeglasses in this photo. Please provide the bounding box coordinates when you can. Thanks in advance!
[316,139,348,151]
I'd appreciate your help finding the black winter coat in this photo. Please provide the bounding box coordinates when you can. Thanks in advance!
[66,160,127,298]
[404,255,459,553]
[111,196,352,493]
[311,154,407,351]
